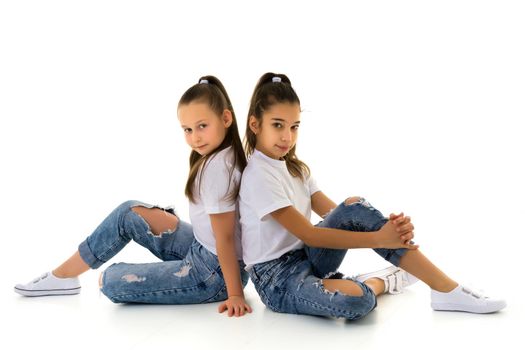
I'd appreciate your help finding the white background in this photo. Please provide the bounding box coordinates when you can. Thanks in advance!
[1,1,524,349]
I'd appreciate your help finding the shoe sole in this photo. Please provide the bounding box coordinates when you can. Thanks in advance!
[14,286,81,297]
[431,301,507,314]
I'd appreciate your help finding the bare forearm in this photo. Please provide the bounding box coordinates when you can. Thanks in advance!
[305,226,379,249]
[311,191,337,218]
[215,236,244,298]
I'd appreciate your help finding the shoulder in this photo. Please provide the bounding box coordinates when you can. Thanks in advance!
[305,171,316,182]
[242,159,286,196]
[207,147,234,167]
[202,147,238,175]
[243,156,278,180]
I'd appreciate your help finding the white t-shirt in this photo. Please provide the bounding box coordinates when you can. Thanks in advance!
[189,146,243,260]
[239,149,320,268]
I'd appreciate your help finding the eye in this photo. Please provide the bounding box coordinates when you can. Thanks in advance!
[198,124,207,129]
[183,128,192,134]
[272,122,283,128]
[291,125,300,131]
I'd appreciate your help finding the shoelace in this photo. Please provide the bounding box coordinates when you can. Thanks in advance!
[32,272,49,284]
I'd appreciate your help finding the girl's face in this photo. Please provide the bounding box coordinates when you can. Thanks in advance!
[249,102,301,160]
[178,101,232,156]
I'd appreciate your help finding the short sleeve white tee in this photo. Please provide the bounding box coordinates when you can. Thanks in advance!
[239,149,320,267]
[189,146,243,259]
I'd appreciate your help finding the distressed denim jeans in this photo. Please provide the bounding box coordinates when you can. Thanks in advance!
[78,200,248,304]
[248,198,408,320]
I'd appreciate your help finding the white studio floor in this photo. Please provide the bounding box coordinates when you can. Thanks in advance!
[3,243,523,350]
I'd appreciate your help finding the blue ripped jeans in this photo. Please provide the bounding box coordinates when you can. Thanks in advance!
[78,200,248,304]
[248,198,408,320]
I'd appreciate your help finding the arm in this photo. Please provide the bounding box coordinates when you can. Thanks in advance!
[271,205,418,250]
[311,191,337,218]
[312,191,417,247]
[210,212,252,317]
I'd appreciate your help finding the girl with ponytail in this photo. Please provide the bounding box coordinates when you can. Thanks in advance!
[16,76,252,317]
[239,72,505,320]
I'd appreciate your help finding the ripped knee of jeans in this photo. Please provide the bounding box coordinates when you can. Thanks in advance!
[344,196,362,206]
[313,272,365,299]
[344,196,374,210]
[99,271,105,289]
[131,205,179,236]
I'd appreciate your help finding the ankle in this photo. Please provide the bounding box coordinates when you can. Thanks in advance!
[52,269,75,279]
[364,278,386,295]
[431,281,458,293]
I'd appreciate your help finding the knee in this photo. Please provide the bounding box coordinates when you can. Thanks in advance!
[130,205,179,236]
[131,205,146,216]
[344,196,362,206]
[346,286,377,320]
[98,266,124,303]
[99,271,104,289]
[117,200,141,214]
[322,279,364,297]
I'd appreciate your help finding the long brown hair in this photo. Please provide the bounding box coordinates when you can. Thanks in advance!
[179,75,246,203]
[244,72,310,180]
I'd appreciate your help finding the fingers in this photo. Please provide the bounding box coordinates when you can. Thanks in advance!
[233,305,239,317]
[403,239,419,250]
[393,215,414,238]
[404,242,420,250]
[396,223,414,234]
[400,231,414,242]
[218,302,227,313]
[219,302,235,317]
[399,224,414,234]
[238,305,244,317]
[219,302,252,317]
[394,215,410,225]
[236,305,252,317]
[390,212,404,222]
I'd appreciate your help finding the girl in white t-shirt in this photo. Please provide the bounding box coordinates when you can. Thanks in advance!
[239,72,505,319]
[15,76,252,317]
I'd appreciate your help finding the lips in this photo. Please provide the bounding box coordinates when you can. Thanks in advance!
[276,145,289,152]
[194,144,208,151]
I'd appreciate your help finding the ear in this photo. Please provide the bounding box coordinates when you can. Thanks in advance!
[222,109,233,128]
[248,115,259,134]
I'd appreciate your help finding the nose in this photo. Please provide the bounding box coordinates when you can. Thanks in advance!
[191,133,201,144]
[281,129,291,142]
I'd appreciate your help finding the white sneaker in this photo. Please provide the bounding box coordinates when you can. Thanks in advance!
[431,285,506,314]
[14,272,81,297]
[355,266,419,294]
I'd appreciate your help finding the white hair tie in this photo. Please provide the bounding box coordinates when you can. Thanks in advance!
[199,79,209,84]
[272,77,281,83]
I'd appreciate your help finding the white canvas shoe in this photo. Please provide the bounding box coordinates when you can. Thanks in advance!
[355,266,419,294]
[14,272,81,297]
[431,285,506,314]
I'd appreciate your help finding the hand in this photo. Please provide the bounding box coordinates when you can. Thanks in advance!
[376,213,419,250]
[218,295,252,317]
[389,212,416,244]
